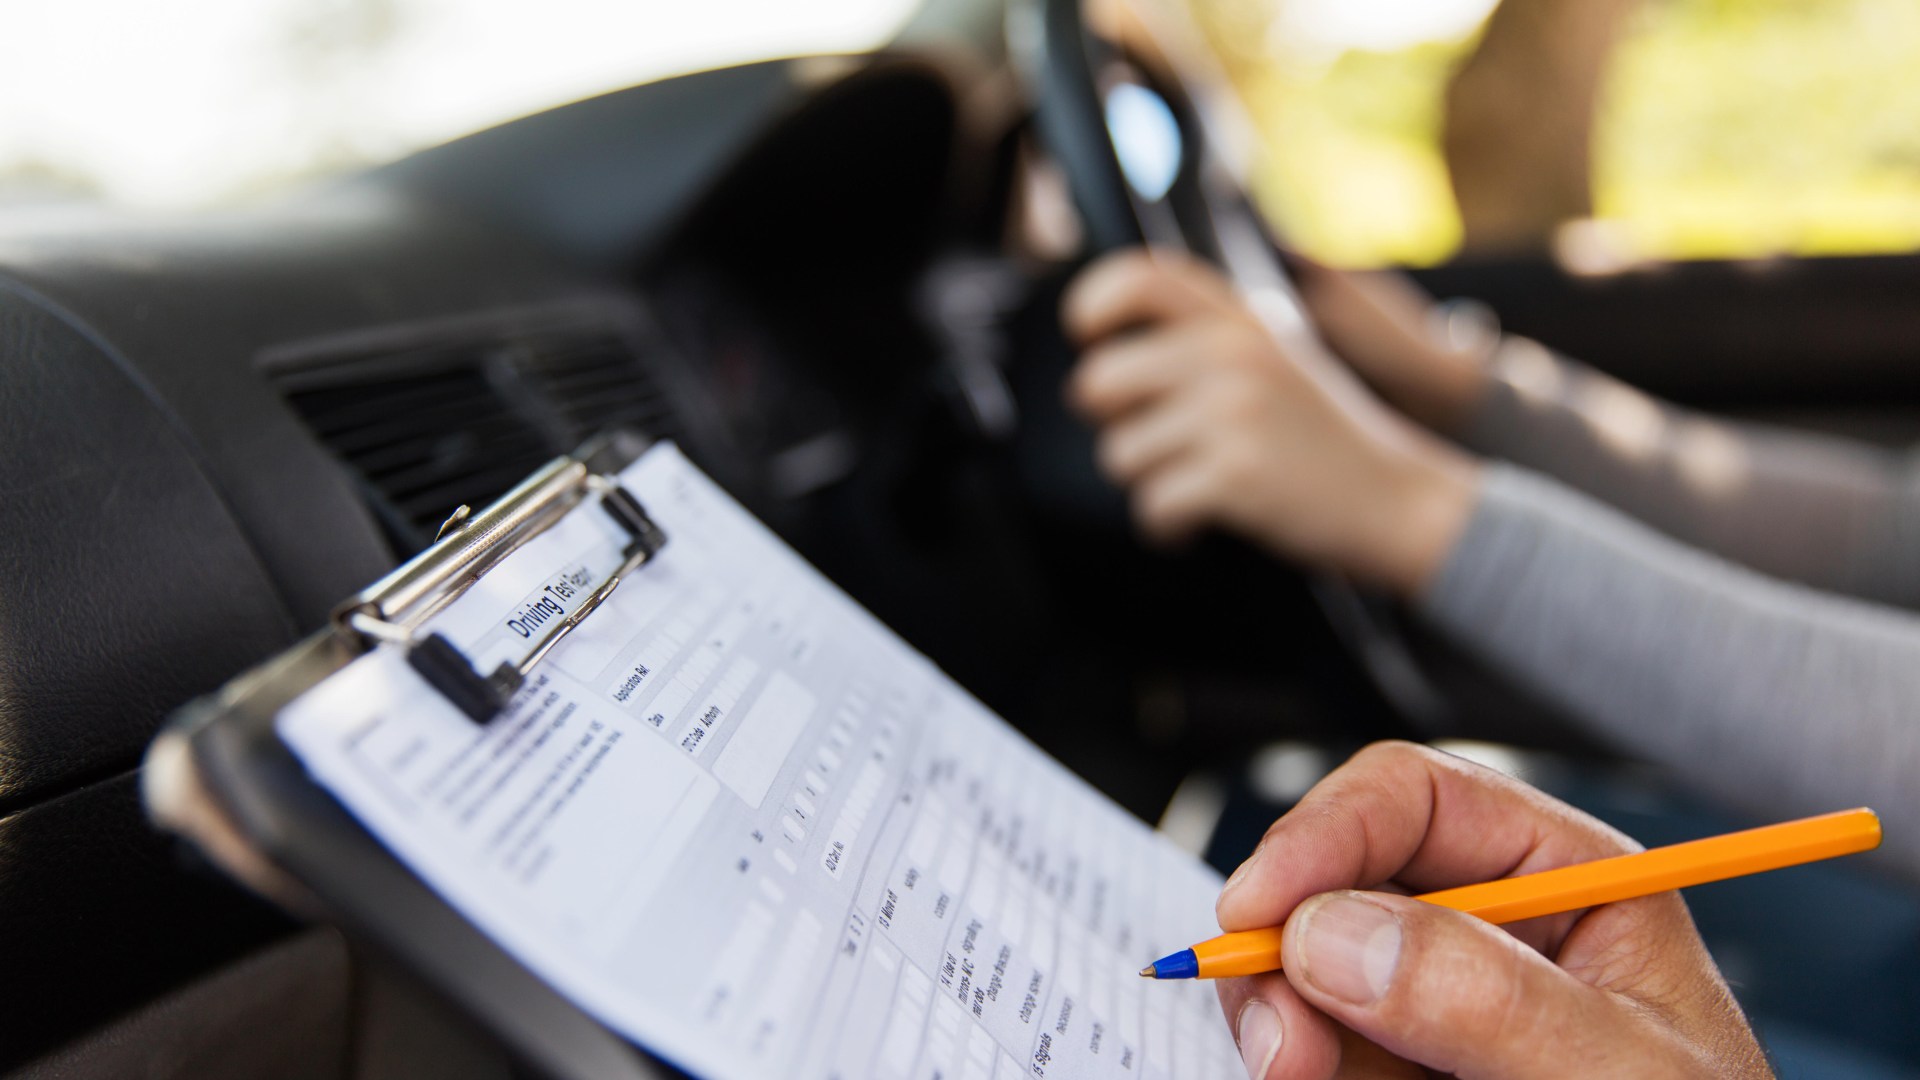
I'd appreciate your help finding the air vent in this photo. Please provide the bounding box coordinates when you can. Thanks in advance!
[268,309,682,554]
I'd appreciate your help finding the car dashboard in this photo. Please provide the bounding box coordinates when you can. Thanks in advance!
[0,53,945,1067]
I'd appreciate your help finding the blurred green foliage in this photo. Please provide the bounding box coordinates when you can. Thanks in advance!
[1187,0,1920,265]
[1600,0,1920,258]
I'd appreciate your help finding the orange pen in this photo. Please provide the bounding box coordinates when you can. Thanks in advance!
[1140,807,1882,980]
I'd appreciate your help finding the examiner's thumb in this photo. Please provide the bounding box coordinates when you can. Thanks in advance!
[1280,890,1624,1078]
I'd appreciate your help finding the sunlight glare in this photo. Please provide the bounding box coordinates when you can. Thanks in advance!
[0,0,919,208]
[1271,0,1500,58]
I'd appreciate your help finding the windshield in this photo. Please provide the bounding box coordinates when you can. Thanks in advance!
[0,0,920,209]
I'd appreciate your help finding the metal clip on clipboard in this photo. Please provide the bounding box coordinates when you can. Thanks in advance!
[329,452,669,724]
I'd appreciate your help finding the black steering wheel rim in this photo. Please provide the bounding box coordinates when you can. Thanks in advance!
[1022,0,1147,253]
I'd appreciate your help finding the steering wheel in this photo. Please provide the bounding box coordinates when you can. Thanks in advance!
[1011,0,1452,732]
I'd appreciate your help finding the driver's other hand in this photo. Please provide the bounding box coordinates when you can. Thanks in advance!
[1214,741,1771,1080]
[1283,251,1491,433]
[1062,248,1479,595]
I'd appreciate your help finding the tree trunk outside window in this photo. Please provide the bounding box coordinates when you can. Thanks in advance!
[1444,0,1641,254]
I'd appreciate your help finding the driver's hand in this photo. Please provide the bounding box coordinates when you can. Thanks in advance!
[1284,252,1492,434]
[1062,249,1478,595]
[1215,742,1771,1079]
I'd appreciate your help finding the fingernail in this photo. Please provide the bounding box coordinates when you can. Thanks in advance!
[1218,839,1263,903]
[1222,858,1254,896]
[1295,894,1401,1005]
[1235,999,1282,1079]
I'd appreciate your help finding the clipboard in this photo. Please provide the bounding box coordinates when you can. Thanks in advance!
[144,433,676,1080]
[147,433,1242,1080]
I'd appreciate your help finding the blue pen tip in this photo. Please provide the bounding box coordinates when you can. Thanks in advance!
[1142,949,1199,980]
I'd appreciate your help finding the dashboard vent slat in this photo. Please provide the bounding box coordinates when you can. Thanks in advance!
[268,310,684,555]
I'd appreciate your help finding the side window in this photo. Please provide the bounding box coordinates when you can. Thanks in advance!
[1597,0,1920,260]
[1185,0,1920,266]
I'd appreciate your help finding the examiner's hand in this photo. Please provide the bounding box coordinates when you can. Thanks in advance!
[1062,249,1478,595]
[1214,742,1771,1079]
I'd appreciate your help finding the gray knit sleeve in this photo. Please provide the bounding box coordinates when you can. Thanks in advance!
[1460,337,1920,608]
[1420,464,1920,879]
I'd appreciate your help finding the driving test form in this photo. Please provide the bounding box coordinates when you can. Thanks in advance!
[277,443,1242,1080]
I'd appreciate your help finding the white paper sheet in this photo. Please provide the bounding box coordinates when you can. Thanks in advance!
[278,442,1241,1079]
